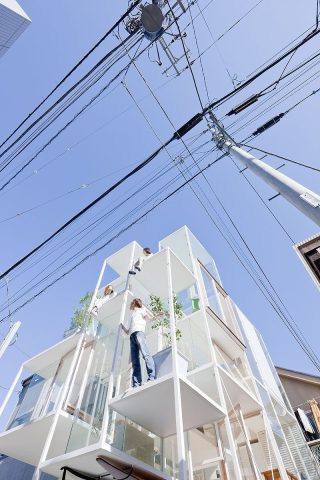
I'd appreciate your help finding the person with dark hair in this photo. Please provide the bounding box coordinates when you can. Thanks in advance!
[121,298,162,388]
[129,247,152,275]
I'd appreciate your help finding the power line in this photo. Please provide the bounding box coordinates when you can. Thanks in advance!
[0,0,142,151]
[119,37,320,373]
[0,34,143,178]
[0,41,142,192]
[0,151,224,322]
[241,144,320,173]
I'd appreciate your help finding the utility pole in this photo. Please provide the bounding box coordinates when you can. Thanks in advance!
[209,112,320,227]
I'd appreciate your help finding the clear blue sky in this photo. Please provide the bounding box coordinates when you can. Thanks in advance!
[0,0,320,423]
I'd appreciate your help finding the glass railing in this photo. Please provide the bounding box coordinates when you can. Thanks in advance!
[7,351,74,429]
[108,411,162,470]
[64,334,111,456]
[214,346,256,396]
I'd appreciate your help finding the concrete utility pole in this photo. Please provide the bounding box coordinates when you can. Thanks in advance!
[209,113,320,227]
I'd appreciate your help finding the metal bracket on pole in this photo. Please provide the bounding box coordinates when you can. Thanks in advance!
[207,108,320,227]
[268,193,281,202]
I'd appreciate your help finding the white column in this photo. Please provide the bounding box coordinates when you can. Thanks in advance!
[225,142,320,226]
[0,364,23,419]
[32,333,85,480]
[166,248,187,480]
[237,407,261,480]
[261,410,288,480]
[190,253,243,480]
[101,244,136,445]
[84,259,107,335]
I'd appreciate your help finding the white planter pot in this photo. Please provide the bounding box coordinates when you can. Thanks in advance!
[153,347,188,378]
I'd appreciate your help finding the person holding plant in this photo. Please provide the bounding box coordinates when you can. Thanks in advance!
[121,298,162,388]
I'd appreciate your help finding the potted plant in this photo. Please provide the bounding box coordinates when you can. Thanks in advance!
[149,294,189,378]
[64,292,94,338]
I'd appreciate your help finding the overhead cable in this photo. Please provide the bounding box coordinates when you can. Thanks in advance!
[0,0,142,151]
[241,144,320,173]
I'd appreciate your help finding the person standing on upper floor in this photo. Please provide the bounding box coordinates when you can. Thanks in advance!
[121,298,163,388]
[129,247,153,275]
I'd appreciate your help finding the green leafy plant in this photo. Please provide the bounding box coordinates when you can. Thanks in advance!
[149,293,183,346]
[70,292,93,329]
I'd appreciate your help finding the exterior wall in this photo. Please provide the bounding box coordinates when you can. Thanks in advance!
[277,374,320,410]
[0,0,31,58]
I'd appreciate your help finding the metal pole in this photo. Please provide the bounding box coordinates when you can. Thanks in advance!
[0,365,23,418]
[190,246,243,480]
[101,244,136,445]
[224,141,320,226]
[32,333,85,480]
[84,259,107,336]
[166,248,187,480]
[236,406,261,480]
[0,321,21,360]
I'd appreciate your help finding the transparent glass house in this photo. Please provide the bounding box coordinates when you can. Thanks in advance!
[0,227,319,480]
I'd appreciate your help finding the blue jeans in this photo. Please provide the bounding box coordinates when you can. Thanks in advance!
[130,331,155,387]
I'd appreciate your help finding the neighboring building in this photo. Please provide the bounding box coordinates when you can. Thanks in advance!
[0,376,56,480]
[276,366,320,471]
[0,0,31,58]
[0,455,55,480]
[0,226,318,479]
[294,234,320,290]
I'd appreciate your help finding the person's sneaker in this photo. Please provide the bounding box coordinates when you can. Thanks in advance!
[129,270,136,275]
[135,266,141,272]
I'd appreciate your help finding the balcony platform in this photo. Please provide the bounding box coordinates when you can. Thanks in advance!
[0,411,72,466]
[110,373,225,437]
[218,366,262,415]
[23,332,81,373]
[42,443,171,480]
[134,248,196,298]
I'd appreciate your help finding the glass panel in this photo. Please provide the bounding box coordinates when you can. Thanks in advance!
[159,226,194,273]
[216,292,242,339]
[200,267,223,318]
[214,345,255,395]
[228,410,256,480]
[187,366,221,405]
[64,336,110,456]
[189,424,222,476]
[188,230,221,284]
[7,353,72,429]
[163,434,178,478]
[177,312,212,371]
[108,411,162,470]
[258,386,300,477]
[177,285,201,316]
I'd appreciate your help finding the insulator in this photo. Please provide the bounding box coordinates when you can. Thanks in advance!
[252,113,285,136]
[226,94,260,116]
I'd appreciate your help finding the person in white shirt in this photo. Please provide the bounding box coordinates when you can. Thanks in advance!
[90,284,117,317]
[129,247,153,275]
[121,298,162,388]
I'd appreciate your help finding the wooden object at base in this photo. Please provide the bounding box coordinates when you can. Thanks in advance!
[262,469,298,480]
